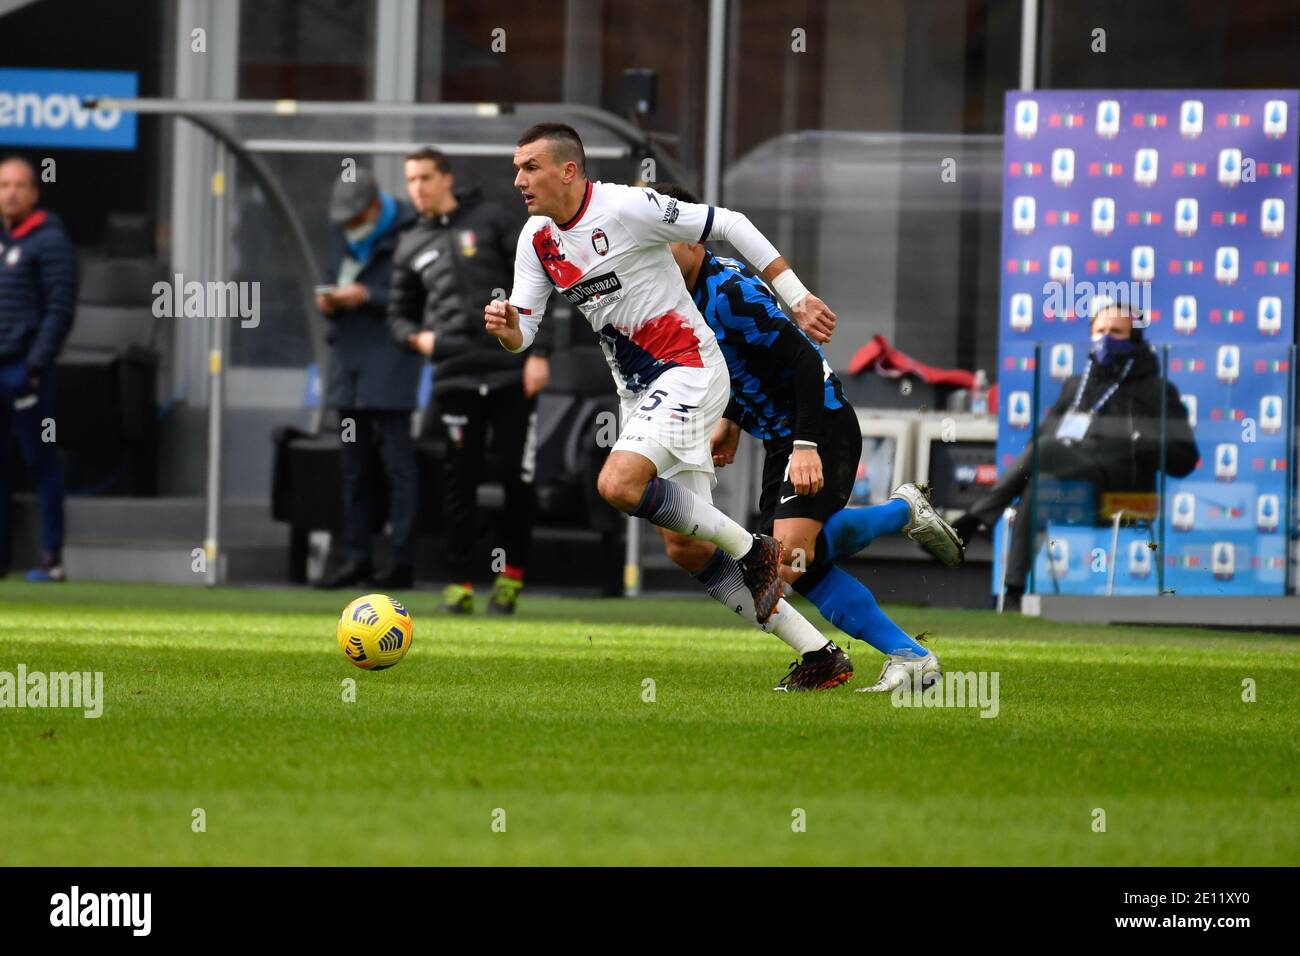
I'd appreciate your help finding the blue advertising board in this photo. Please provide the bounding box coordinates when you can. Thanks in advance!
[0,68,137,150]
[996,90,1298,596]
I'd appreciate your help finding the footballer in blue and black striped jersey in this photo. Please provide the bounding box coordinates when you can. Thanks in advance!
[688,246,866,531]
[691,249,848,442]
[656,182,963,693]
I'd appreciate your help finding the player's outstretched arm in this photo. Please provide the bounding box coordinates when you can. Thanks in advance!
[619,188,837,342]
[756,255,836,345]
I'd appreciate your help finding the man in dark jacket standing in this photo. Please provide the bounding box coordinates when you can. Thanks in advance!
[951,302,1199,609]
[0,156,75,583]
[318,168,421,590]
[388,148,549,615]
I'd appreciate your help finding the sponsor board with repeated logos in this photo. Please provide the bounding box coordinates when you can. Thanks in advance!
[998,91,1298,596]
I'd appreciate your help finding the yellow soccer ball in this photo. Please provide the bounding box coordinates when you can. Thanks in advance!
[337,594,414,670]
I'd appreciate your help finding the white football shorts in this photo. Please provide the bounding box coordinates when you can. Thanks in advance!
[612,362,729,491]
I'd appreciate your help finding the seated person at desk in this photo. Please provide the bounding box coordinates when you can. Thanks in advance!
[949,300,1199,609]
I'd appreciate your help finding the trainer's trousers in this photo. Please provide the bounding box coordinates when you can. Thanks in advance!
[0,357,64,567]
[338,408,418,569]
[436,383,538,582]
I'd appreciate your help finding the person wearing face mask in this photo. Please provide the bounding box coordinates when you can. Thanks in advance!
[317,168,421,590]
[948,299,1199,610]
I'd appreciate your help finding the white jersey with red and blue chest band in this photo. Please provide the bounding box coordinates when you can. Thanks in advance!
[504,180,783,399]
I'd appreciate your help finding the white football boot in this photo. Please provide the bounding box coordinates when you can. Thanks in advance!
[856,651,942,693]
[891,482,965,567]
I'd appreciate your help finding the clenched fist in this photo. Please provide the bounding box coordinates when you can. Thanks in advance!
[788,447,824,496]
[794,293,836,344]
[484,298,523,351]
[711,418,741,467]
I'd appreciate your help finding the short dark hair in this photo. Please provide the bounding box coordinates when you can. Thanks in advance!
[516,123,586,174]
[0,154,38,186]
[653,182,700,205]
[404,147,451,174]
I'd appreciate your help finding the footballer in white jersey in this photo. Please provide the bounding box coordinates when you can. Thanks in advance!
[485,123,841,661]
[507,178,727,398]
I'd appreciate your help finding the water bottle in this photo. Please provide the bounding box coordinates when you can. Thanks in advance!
[970,369,989,415]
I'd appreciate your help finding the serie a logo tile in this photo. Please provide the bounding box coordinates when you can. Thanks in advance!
[1091,197,1115,235]
[1134,148,1159,186]
[1257,494,1280,532]
[1049,343,1073,380]
[1263,100,1288,138]
[1049,245,1072,281]
[1012,197,1035,234]
[1214,246,1239,284]
[1096,100,1120,138]
[1260,395,1283,433]
[1180,100,1203,138]
[1212,542,1235,580]
[1131,246,1155,281]
[1181,395,1197,427]
[1257,296,1282,334]
[1260,198,1285,235]
[1218,148,1242,186]
[1173,295,1197,334]
[1006,391,1031,428]
[1216,344,1240,382]
[1214,443,1238,481]
[1175,198,1198,235]
[1009,293,1032,331]
[1128,540,1152,578]
[1172,492,1196,531]
[1014,100,1038,138]
[1052,148,1074,186]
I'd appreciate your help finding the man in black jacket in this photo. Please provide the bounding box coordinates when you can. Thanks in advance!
[0,155,76,583]
[951,302,1199,609]
[388,148,550,615]
[318,168,421,590]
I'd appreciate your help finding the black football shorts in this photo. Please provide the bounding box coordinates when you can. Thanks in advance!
[757,404,863,534]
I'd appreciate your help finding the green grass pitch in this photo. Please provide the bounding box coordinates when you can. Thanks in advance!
[1,580,1296,866]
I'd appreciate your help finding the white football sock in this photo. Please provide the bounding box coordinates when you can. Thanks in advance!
[693,551,828,655]
[634,476,754,558]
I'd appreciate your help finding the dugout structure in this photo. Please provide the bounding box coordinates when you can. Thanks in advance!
[83,95,690,586]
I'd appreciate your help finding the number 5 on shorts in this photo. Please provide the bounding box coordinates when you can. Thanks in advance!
[639,389,668,411]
